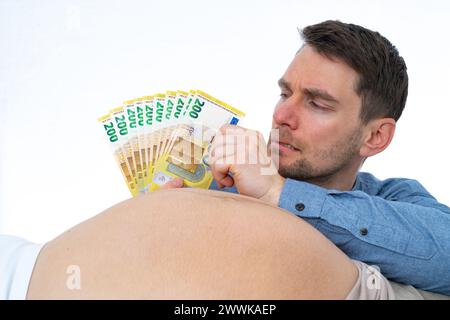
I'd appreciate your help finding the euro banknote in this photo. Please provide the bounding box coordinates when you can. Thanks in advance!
[98,90,245,196]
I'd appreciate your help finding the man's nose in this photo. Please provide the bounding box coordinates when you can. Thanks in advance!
[273,98,299,130]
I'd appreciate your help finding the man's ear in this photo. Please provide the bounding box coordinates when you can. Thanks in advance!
[359,118,396,158]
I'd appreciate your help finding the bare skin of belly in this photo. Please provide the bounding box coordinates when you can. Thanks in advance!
[27,188,357,299]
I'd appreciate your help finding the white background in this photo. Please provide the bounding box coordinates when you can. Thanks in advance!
[1,0,449,243]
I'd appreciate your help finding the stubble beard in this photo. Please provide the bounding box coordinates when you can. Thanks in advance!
[274,126,363,184]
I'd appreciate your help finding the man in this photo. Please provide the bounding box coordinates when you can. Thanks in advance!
[112,19,450,298]
[2,20,449,300]
[199,20,450,296]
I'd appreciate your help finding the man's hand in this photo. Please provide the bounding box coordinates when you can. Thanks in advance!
[208,124,285,206]
[160,177,184,190]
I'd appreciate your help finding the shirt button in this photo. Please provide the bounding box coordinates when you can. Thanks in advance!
[295,203,305,211]
[359,228,369,236]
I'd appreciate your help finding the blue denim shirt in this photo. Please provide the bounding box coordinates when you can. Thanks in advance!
[210,172,450,295]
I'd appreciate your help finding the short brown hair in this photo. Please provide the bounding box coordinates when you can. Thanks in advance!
[300,20,408,123]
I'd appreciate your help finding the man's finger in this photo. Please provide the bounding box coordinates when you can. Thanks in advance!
[209,156,235,188]
[160,177,184,190]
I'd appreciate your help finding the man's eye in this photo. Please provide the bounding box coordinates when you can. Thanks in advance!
[308,100,325,109]
[279,92,288,99]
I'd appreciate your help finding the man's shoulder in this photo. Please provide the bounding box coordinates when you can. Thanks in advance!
[356,172,429,197]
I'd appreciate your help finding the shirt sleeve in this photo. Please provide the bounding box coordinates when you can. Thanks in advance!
[278,178,450,295]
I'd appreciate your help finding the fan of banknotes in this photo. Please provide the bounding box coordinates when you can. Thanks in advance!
[98,90,245,196]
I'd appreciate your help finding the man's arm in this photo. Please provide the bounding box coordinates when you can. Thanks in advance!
[206,124,450,294]
[278,175,450,295]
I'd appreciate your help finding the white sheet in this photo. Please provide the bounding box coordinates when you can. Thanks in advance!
[0,235,44,300]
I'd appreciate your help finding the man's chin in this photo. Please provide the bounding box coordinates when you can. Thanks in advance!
[277,154,299,167]
[277,159,298,176]
[276,156,316,181]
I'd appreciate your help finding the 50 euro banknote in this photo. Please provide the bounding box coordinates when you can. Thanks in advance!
[98,90,245,196]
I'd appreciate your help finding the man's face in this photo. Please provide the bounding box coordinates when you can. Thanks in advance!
[271,45,364,182]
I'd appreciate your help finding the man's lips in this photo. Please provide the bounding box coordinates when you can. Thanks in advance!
[273,141,300,153]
